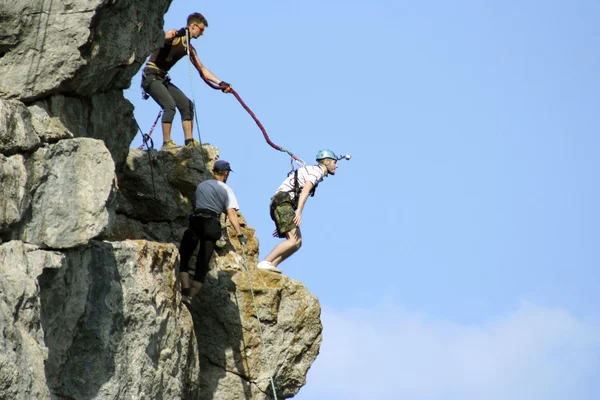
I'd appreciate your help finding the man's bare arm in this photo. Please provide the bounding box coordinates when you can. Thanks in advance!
[165,29,178,41]
[293,181,314,227]
[226,208,243,236]
[190,47,230,91]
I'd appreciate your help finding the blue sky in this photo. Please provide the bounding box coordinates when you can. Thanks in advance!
[125,1,600,398]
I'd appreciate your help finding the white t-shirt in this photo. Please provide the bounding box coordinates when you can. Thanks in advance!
[276,165,326,199]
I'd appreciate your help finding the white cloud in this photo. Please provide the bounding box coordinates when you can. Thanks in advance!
[297,301,600,400]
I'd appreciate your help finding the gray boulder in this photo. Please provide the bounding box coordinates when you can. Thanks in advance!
[28,92,138,169]
[193,267,323,399]
[21,138,115,249]
[0,99,41,155]
[0,154,28,233]
[0,0,171,101]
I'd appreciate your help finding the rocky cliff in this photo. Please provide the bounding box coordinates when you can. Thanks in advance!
[0,2,322,399]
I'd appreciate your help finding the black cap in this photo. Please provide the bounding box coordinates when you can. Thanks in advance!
[213,160,233,172]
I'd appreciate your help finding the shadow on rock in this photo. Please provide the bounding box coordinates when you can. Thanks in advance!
[191,269,254,400]
[39,242,124,400]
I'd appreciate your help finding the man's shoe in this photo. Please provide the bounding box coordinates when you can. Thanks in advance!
[184,139,200,148]
[162,140,179,150]
[256,261,282,273]
[216,234,227,248]
[181,294,192,306]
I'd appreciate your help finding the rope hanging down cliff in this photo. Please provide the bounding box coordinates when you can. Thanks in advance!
[186,41,305,168]
[240,243,279,400]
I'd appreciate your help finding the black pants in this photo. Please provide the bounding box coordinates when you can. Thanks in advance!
[141,70,194,124]
[179,214,222,283]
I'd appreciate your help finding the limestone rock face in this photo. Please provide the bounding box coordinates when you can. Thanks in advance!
[194,268,322,399]
[0,99,41,155]
[0,241,62,400]
[0,0,163,168]
[40,240,199,400]
[0,0,171,101]
[105,146,220,243]
[107,147,322,399]
[1,137,115,247]
[0,89,137,171]
[0,153,28,233]
[0,240,199,400]
[117,147,218,221]
[28,93,138,167]
[17,138,116,249]
[0,156,322,400]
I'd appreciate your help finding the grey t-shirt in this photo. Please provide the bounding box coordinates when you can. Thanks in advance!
[195,179,239,214]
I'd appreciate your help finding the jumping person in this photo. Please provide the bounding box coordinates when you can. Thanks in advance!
[179,160,246,304]
[256,150,339,273]
[141,12,232,150]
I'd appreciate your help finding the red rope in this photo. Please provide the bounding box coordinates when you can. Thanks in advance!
[188,44,301,163]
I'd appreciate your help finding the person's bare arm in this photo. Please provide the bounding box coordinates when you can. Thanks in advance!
[226,208,243,236]
[165,29,178,41]
[293,181,314,227]
[191,47,231,92]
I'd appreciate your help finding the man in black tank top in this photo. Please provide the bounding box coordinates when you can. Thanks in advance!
[141,12,232,150]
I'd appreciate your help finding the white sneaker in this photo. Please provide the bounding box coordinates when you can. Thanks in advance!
[256,261,282,273]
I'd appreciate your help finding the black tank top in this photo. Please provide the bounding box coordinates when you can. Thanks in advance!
[147,37,188,72]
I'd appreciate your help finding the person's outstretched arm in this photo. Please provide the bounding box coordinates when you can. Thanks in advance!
[190,47,231,92]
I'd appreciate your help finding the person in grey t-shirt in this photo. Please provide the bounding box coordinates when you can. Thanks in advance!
[179,160,246,305]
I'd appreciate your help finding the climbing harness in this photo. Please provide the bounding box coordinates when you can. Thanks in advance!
[291,168,316,208]
[240,243,279,399]
[185,37,304,168]
[138,111,162,150]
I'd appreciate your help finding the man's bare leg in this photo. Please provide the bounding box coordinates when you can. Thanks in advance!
[264,228,302,267]
[180,271,190,291]
[191,281,203,298]
[162,122,172,142]
[183,120,193,141]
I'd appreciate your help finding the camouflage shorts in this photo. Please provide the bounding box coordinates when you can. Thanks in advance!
[270,192,296,238]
